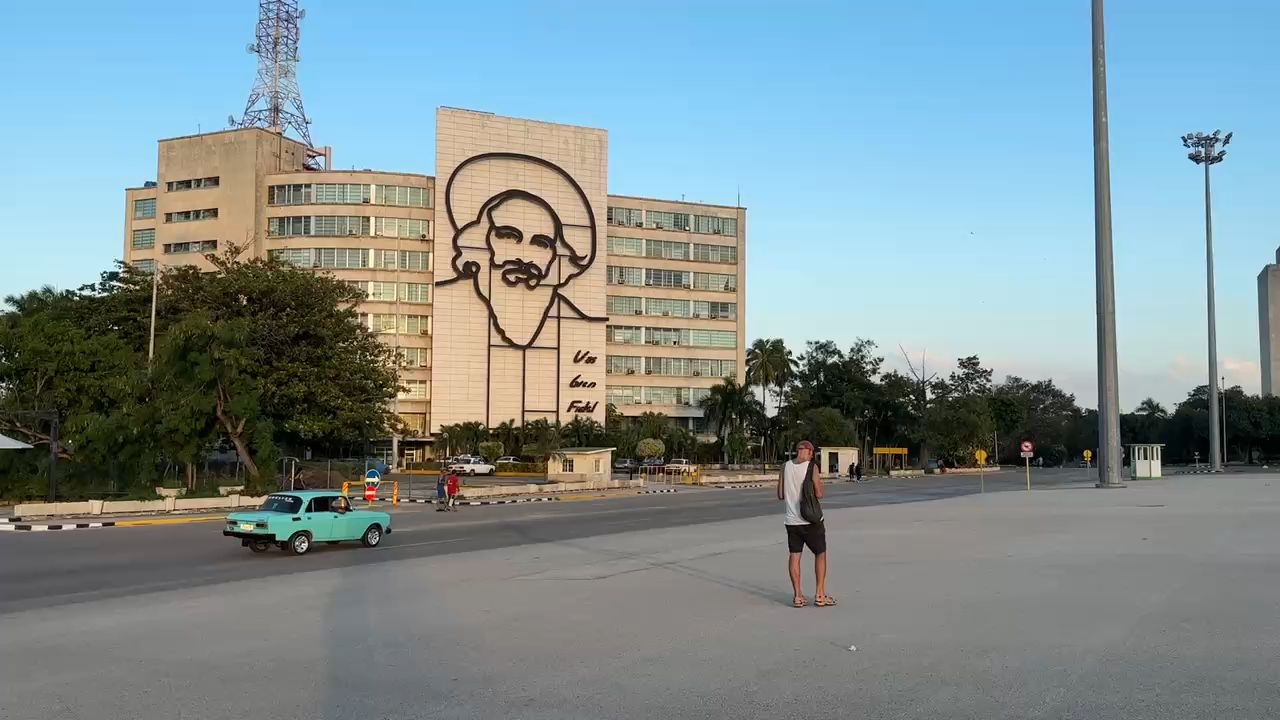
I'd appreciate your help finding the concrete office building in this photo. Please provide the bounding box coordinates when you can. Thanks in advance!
[1258,248,1280,396]
[121,108,746,460]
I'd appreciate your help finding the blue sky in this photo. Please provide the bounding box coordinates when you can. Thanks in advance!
[1,0,1276,409]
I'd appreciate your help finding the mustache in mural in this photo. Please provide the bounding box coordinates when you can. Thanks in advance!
[498,260,547,289]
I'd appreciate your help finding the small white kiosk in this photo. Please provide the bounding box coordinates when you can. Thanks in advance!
[818,446,860,479]
[1129,443,1164,479]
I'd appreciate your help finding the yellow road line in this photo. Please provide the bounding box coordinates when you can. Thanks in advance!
[114,515,227,526]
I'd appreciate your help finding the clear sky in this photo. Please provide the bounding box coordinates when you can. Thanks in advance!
[1,0,1275,410]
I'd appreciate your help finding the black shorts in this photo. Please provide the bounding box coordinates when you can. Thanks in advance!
[785,522,826,554]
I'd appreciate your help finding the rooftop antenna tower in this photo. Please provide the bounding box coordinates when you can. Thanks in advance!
[233,0,313,147]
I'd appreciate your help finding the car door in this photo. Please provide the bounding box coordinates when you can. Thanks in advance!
[304,496,334,541]
[330,495,356,539]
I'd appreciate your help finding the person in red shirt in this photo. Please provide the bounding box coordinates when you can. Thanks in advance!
[445,471,460,511]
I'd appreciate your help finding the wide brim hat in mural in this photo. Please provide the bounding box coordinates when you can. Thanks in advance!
[444,152,597,278]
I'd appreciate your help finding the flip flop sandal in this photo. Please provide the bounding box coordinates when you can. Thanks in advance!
[815,595,838,607]
[793,596,808,608]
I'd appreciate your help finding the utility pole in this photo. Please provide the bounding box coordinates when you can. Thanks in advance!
[147,266,159,365]
[1181,129,1231,472]
[1091,0,1124,488]
[1221,376,1228,464]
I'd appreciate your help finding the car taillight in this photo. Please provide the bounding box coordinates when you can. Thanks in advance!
[255,522,268,529]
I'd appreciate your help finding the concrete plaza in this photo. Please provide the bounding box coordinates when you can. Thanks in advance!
[2,473,1277,719]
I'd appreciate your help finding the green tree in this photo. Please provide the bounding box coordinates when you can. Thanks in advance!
[521,418,563,460]
[563,416,605,447]
[636,437,665,460]
[698,378,756,459]
[478,440,504,461]
[745,338,797,410]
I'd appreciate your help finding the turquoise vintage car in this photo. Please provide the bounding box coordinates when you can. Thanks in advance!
[223,491,391,555]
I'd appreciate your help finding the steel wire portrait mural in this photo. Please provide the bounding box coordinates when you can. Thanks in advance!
[434,152,607,425]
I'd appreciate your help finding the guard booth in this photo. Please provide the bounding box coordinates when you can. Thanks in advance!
[818,447,860,479]
[1129,443,1164,479]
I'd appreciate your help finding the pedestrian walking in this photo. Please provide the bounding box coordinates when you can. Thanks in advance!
[854,461,863,483]
[778,440,834,608]
[446,471,460,511]
[435,472,448,512]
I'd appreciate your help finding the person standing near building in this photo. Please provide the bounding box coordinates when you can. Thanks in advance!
[778,440,834,608]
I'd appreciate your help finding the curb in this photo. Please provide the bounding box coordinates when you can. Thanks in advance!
[0,521,117,532]
[636,489,678,494]
[3,516,22,522]
[396,497,562,506]
[714,483,772,489]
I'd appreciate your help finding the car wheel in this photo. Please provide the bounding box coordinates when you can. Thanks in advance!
[361,524,382,548]
[249,541,270,553]
[288,531,311,556]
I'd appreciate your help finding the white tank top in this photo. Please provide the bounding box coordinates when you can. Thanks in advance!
[783,460,812,525]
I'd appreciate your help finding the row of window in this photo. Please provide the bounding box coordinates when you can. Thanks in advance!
[165,208,218,223]
[271,247,431,271]
[349,281,432,304]
[167,176,219,192]
[606,325,737,349]
[606,296,737,320]
[133,198,156,220]
[131,228,156,249]
[267,215,430,239]
[397,347,431,368]
[357,313,432,336]
[268,183,432,208]
[606,206,738,237]
[607,266,738,292]
[607,236,737,264]
[606,356,736,378]
[131,259,156,273]
[164,240,217,255]
[606,385,712,407]
[399,379,430,400]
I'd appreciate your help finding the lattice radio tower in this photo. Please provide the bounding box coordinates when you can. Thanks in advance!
[232,0,314,147]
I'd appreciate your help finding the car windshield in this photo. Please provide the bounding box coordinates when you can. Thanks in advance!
[258,495,303,513]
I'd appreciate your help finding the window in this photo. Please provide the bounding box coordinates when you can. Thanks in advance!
[692,358,735,378]
[607,296,643,316]
[563,458,575,473]
[594,459,602,473]
[399,315,431,335]
[645,210,675,230]
[132,259,156,273]
[400,283,431,303]
[133,198,156,219]
[370,313,398,333]
[306,496,332,513]
[166,176,219,192]
[607,266,643,286]
[692,214,737,236]
[646,327,687,346]
[164,208,218,223]
[607,356,641,375]
[644,386,692,405]
[607,236,644,257]
[692,272,737,292]
[375,217,429,239]
[269,184,312,205]
[376,184,431,208]
[691,243,737,263]
[163,240,217,254]
[606,386,641,406]
[313,215,370,237]
[645,269,690,288]
[645,298,690,318]
[131,228,156,249]
[400,413,427,435]
[645,239,690,260]
[271,248,313,266]
[607,206,643,227]
[398,348,430,368]
[689,388,711,405]
[693,300,736,320]
[313,183,370,204]
[645,357,691,376]
[689,329,737,348]
[367,282,398,301]
[607,325,643,345]
[399,379,429,400]
[303,248,370,268]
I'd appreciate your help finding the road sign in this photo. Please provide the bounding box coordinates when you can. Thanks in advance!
[1020,440,1034,453]
[974,449,988,464]
[1020,451,1034,458]
[1083,449,1093,460]
[364,469,381,487]
[364,484,377,501]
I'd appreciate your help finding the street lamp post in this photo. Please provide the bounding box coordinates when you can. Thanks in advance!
[1091,0,1124,488]
[1181,129,1231,472]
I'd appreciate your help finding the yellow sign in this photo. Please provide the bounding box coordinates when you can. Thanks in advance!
[1083,449,1093,459]
[873,447,909,455]
[974,449,988,464]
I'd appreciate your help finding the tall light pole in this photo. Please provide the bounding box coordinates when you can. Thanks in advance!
[1181,129,1231,472]
[1091,0,1124,487]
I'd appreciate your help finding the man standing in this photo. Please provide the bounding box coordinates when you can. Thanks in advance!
[445,471,460,511]
[778,440,835,607]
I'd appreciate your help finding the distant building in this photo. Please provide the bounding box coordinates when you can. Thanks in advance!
[1258,247,1280,396]
[121,110,746,462]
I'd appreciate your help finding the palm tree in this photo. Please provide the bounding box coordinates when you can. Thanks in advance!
[745,338,797,412]
[699,378,756,461]
[492,419,518,458]
[1135,398,1168,418]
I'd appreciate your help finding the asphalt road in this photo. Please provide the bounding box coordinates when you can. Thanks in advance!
[0,469,1079,614]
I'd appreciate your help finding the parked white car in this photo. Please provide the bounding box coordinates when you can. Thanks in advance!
[448,457,495,475]
[666,458,698,475]
[495,456,521,465]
